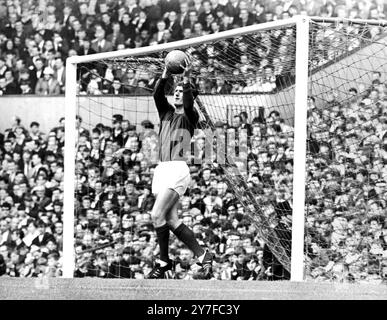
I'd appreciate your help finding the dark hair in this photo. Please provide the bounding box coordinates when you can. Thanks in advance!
[12,229,24,238]
[92,127,101,135]
[191,187,201,195]
[1,202,11,210]
[269,110,280,118]
[31,152,42,159]
[246,254,259,264]
[122,149,131,155]
[240,111,248,119]
[7,131,16,139]
[27,219,38,228]
[141,120,154,129]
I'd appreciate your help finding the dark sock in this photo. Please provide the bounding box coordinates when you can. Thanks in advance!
[155,224,170,263]
[172,223,205,258]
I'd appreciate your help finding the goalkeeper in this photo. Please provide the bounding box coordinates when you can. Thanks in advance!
[146,57,214,279]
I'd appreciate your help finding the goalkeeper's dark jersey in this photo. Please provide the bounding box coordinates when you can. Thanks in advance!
[153,78,199,162]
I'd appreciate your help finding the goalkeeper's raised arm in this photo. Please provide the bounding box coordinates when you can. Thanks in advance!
[114,58,199,160]
[153,57,198,125]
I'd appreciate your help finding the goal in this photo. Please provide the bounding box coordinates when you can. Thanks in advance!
[63,16,387,282]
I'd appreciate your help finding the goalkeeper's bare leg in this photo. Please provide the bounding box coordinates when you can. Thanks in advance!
[147,188,214,279]
[166,193,214,279]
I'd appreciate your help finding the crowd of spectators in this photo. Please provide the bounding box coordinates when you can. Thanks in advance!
[0,116,64,277]
[1,68,387,283]
[0,0,387,283]
[0,111,286,280]
[303,70,387,283]
[0,0,386,96]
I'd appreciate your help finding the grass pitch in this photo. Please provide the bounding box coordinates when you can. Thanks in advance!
[0,278,386,300]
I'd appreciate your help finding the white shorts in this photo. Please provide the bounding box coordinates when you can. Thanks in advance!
[152,161,191,197]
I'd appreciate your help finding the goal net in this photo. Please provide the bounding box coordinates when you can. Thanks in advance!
[305,19,387,283]
[63,16,387,283]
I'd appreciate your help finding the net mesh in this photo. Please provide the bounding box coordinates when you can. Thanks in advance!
[306,20,387,282]
[72,20,387,282]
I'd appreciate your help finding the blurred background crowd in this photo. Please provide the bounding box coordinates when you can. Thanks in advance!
[0,0,387,283]
[304,73,387,282]
[0,0,386,95]
[1,66,387,282]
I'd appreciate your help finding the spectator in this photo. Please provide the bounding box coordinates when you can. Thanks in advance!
[35,67,61,95]
[0,0,386,284]
[29,121,44,143]
[29,58,45,89]
[91,26,113,53]
[106,22,126,50]
[31,220,55,247]
[160,0,180,18]
[165,11,182,41]
[211,77,231,94]
[125,0,141,21]
[19,78,33,94]
[2,70,19,94]
[4,0,378,96]
[178,1,190,28]
[151,19,167,44]
[108,78,129,94]
[53,57,66,93]
[101,12,114,36]
[120,12,137,48]
[77,38,96,56]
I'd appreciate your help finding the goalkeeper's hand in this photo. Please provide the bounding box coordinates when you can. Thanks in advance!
[161,66,171,79]
[180,57,192,82]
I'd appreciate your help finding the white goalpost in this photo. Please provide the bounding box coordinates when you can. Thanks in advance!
[63,15,308,280]
[63,15,387,281]
[63,57,77,279]
[290,16,309,282]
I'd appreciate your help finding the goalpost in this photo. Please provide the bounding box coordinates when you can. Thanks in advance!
[63,15,387,281]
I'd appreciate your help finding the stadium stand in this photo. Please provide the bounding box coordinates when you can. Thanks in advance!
[0,0,386,95]
[0,1,387,282]
[0,72,387,281]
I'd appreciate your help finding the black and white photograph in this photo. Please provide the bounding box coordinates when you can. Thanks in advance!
[0,0,386,313]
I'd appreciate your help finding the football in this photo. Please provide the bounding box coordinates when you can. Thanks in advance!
[165,50,189,74]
